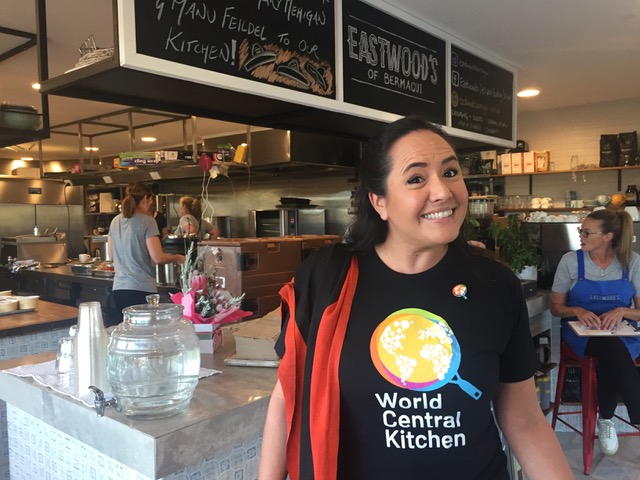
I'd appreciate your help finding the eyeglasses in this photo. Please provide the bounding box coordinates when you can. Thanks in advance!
[577,227,603,239]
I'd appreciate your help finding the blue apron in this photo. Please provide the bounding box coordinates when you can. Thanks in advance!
[562,250,640,359]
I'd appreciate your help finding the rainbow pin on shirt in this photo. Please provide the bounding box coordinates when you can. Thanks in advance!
[452,284,468,300]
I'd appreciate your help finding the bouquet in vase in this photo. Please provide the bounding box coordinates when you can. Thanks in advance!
[169,243,253,326]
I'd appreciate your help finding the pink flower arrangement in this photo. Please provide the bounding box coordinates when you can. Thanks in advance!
[169,244,252,325]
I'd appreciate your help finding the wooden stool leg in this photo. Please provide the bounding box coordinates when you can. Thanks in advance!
[581,357,598,475]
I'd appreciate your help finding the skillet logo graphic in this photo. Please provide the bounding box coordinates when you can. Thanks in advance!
[370,308,482,399]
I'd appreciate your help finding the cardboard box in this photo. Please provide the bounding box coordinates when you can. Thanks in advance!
[194,323,223,354]
[232,311,281,361]
[523,152,536,173]
[117,152,162,167]
[480,150,497,174]
[99,192,114,212]
[155,150,217,162]
[510,152,523,174]
[534,151,551,172]
[500,153,512,174]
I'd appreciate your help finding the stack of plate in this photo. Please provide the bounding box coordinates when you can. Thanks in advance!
[583,199,598,207]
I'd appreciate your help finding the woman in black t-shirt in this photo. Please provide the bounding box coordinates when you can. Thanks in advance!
[258,116,572,480]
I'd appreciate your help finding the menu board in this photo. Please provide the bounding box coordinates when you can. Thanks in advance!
[342,0,446,123]
[450,45,514,140]
[133,0,336,98]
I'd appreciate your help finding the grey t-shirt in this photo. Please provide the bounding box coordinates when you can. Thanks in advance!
[109,213,160,292]
[552,250,640,298]
[176,214,215,240]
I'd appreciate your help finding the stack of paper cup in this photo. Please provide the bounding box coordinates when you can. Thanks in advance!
[76,302,110,396]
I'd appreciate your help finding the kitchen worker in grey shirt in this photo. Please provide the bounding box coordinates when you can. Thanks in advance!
[108,182,185,325]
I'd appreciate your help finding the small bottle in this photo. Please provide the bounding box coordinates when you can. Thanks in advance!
[33,225,40,237]
[625,185,638,206]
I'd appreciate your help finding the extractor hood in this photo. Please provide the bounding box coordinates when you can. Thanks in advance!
[205,129,362,170]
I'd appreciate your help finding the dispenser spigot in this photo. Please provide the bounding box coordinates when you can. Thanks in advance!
[89,386,118,417]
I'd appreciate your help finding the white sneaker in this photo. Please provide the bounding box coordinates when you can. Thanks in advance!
[597,418,619,455]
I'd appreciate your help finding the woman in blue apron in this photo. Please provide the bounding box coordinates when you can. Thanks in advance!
[551,209,640,456]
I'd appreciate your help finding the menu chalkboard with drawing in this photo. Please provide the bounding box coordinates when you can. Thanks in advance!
[342,0,446,123]
[133,0,336,98]
[450,45,514,140]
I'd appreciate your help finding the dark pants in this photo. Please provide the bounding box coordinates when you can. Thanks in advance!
[585,336,640,424]
[110,290,155,326]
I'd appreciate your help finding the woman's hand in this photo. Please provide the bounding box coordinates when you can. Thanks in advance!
[574,307,603,329]
[598,307,627,331]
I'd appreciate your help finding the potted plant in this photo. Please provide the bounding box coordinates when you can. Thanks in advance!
[487,214,541,279]
[460,215,481,243]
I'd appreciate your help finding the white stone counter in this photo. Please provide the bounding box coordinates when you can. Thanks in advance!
[0,328,277,479]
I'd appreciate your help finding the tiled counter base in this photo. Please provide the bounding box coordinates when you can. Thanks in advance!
[8,405,262,480]
[0,327,68,480]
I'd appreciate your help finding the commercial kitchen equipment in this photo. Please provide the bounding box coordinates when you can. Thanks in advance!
[248,208,326,237]
[86,235,111,261]
[0,234,68,264]
[296,234,343,259]
[198,237,303,318]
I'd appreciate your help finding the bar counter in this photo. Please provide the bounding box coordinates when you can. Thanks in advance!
[0,300,78,337]
[0,292,552,479]
[0,327,277,479]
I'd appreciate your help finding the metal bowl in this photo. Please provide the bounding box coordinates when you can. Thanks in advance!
[70,263,94,276]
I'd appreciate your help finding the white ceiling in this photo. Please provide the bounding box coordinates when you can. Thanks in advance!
[1,0,639,162]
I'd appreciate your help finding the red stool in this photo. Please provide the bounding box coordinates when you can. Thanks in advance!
[552,342,640,475]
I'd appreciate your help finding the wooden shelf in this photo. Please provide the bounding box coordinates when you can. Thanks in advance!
[468,165,640,179]
[498,208,593,213]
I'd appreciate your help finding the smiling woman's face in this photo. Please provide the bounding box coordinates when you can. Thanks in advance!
[369,130,468,250]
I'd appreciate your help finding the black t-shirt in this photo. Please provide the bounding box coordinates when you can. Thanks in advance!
[154,211,167,235]
[336,247,538,479]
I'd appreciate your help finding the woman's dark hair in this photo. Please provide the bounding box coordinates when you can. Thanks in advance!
[180,196,203,220]
[344,115,453,252]
[121,182,152,218]
[588,209,633,268]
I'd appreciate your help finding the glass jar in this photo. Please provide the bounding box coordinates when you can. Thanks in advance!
[106,296,200,419]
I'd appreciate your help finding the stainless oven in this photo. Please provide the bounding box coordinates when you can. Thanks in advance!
[248,208,326,237]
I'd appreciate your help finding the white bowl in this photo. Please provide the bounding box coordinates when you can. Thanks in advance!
[0,297,19,313]
[18,295,39,310]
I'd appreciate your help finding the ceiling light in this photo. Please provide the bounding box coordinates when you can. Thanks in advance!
[20,157,34,161]
[31,83,41,90]
[85,146,99,151]
[141,136,157,142]
[517,89,540,98]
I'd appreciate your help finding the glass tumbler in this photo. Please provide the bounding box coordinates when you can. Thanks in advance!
[56,336,76,376]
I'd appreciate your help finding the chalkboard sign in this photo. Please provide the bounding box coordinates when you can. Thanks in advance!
[342,1,446,123]
[133,0,336,98]
[450,45,513,140]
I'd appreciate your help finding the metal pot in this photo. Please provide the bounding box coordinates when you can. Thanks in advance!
[156,263,181,287]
